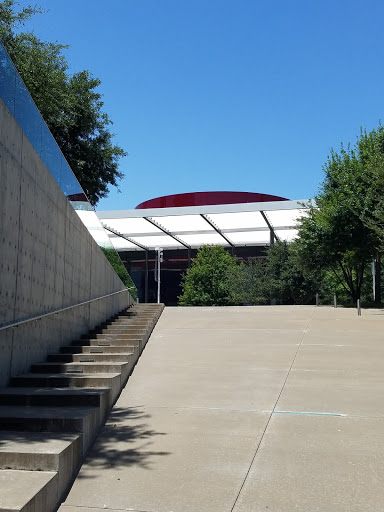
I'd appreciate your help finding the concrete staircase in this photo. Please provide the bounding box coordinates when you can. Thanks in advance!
[0,303,164,512]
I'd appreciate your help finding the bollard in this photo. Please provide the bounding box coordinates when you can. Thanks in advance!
[316,293,319,306]
[357,299,361,316]
[334,294,337,308]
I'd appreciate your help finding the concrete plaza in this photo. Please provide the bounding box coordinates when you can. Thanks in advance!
[60,305,384,512]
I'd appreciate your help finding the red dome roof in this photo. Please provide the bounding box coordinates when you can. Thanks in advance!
[136,191,288,209]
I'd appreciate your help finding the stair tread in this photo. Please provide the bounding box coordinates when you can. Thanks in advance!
[0,431,80,454]
[0,387,110,396]
[34,362,127,367]
[61,346,135,351]
[0,469,57,510]
[12,373,121,379]
[49,353,133,356]
[0,405,97,419]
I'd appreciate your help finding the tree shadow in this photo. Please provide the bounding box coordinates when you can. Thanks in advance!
[78,405,171,477]
[0,430,79,447]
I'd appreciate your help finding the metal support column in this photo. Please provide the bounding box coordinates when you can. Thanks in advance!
[145,250,149,303]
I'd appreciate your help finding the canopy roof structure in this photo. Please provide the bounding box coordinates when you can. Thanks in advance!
[97,199,309,252]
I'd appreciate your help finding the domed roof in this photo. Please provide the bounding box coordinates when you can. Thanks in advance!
[136,191,288,209]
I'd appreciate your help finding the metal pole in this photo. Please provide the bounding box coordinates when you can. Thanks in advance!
[333,294,337,308]
[316,293,319,306]
[269,229,275,246]
[155,247,162,304]
[357,299,361,316]
[372,260,376,302]
[157,249,161,304]
[144,250,149,303]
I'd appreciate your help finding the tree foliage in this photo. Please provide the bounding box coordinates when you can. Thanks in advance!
[230,242,324,305]
[178,246,239,306]
[296,127,384,303]
[101,248,137,300]
[178,243,324,307]
[0,1,126,205]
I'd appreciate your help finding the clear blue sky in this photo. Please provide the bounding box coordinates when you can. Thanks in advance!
[18,0,384,210]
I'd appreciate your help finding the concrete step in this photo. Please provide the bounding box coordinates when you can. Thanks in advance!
[31,362,132,383]
[77,335,143,343]
[60,345,136,355]
[0,387,111,414]
[116,315,161,322]
[112,316,156,323]
[81,328,148,339]
[99,324,151,334]
[0,406,100,453]
[131,304,163,309]
[47,353,134,363]
[0,469,58,512]
[107,317,153,324]
[0,432,82,496]
[31,361,129,374]
[0,303,165,512]
[10,373,122,403]
[87,333,145,341]
[87,323,151,336]
[112,315,154,321]
[79,334,144,345]
[72,338,142,348]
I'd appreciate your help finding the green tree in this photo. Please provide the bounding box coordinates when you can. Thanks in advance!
[297,138,379,303]
[178,245,240,306]
[265,241,323,304]
[0,1,125,205]
[232,242,324,306]
[228,258,268,305]
[354,126,384,300]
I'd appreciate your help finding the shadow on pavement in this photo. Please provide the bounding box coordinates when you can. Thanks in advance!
[78,406,171,476]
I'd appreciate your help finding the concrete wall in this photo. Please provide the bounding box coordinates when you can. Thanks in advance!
[0,98,134,386]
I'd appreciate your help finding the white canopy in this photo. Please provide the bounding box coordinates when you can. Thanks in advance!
[96,199,309,251]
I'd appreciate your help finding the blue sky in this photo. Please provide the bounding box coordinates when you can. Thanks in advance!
[17,0,384,210]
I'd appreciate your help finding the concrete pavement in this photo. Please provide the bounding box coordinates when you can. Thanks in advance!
[59,305,384,512]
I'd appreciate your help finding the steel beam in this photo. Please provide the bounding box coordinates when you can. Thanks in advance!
[200,214,235,248]
[260,211,279,243]
[102,224,149,250]
[144,216,191,249]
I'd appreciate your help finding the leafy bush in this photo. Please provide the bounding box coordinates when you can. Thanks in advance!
[101,247,137,300]
[178,245,240,306]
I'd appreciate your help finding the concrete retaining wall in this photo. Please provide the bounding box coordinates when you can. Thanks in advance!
[0,98,134,386]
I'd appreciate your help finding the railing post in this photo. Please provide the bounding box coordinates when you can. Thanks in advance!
[334,294,337,308]
[316,293,319,306]
[357,299,361,316]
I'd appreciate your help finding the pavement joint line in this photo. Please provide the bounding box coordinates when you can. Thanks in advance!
[127,405,273,412]
[304,343,370,348]
[273,411,346,417]
[303,343,372,347]
[60,506,118,511]
[165,327,308,331]
[229,307,317,512]
[61,504,158,512]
